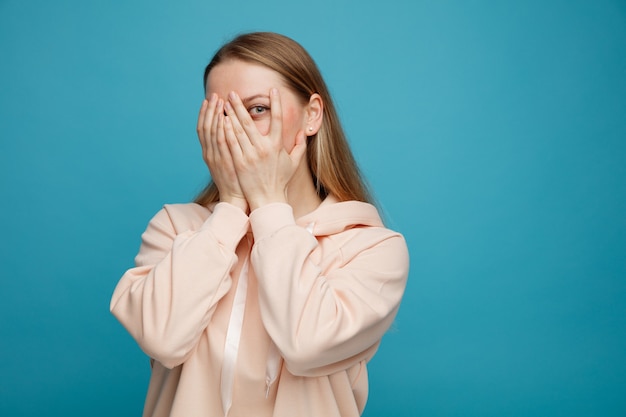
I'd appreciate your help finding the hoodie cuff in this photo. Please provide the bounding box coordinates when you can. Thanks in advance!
[200,202,249,250]
[249,203,296,241]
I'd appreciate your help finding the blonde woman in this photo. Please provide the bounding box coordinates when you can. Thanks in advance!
[111,32,409,417]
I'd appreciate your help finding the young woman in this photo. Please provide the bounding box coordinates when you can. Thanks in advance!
[111,32,409,417]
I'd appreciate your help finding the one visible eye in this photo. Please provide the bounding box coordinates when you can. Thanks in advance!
[249,105,269,117]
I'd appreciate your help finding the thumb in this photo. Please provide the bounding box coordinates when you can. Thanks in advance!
[289,130,308,165]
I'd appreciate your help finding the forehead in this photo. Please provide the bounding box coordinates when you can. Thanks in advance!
[206,59,286,97]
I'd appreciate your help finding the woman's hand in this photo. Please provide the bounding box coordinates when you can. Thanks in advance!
[222,88,307,211]
[197,94,248,213]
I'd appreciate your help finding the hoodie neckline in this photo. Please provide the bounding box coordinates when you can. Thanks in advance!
[295,195,383,236]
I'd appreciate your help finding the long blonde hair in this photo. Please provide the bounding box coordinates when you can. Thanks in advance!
[194,32,373,206]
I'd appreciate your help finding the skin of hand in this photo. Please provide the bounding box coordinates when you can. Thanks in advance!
[222,88,308,211]
[197,93,249,213]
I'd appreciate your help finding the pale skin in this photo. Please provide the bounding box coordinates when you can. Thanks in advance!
[197,59,324,218]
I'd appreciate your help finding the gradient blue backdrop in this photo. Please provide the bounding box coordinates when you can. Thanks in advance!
[1,0,625,415]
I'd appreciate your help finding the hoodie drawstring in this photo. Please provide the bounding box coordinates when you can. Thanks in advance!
[265,341,281,398]
[220,256,249,417]
[221,222,316,415]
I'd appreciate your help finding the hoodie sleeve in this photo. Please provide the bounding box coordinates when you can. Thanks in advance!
[110,203,249,369]
[249,203,409,377]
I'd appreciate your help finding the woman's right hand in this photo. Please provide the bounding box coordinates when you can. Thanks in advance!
[197,94,249,213]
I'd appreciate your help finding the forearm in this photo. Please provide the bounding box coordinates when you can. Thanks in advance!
[249,204,409,376]
[110,203,249,368]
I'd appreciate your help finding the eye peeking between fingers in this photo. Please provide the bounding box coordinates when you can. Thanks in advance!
[248,105,270,119]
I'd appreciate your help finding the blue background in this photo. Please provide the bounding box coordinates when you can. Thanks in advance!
[1,0,625,415]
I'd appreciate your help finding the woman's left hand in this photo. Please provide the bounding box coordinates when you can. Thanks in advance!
[222,88,307,211]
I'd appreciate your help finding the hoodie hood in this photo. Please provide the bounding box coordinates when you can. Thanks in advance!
[295,195,384,236]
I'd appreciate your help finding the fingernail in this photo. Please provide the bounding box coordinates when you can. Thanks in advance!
[229,91,238,101]
[225,101,233,113]
[271,88,278,96]
[209,93,217,104]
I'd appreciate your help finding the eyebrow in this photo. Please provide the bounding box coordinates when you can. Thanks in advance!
[240,94,270,105]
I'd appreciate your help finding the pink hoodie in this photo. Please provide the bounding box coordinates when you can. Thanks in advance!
[110,195,409,417]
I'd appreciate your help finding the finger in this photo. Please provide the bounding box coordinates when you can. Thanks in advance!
[212,109,228,165]
[196,99,208,141]
[226,92,260,148]
[210,98,223,141]
[198,93,217,140]
[217,116,238,168]
[197,100,210,164]
[224,98,254,152]
[223,115,244,162]
[216,117,234,161]
[198,95,218,162]
[218,112,237,167]
[208,99,225,159]
[269,88,283,143]
[289,130,308,165]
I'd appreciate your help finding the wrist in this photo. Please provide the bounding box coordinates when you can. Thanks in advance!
[220,196,249,213]
[248,193,287,212]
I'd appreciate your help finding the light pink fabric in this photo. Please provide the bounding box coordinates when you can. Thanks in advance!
[110,196,409,417]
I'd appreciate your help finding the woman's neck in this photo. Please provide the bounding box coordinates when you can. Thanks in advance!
[286,162,322,219]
